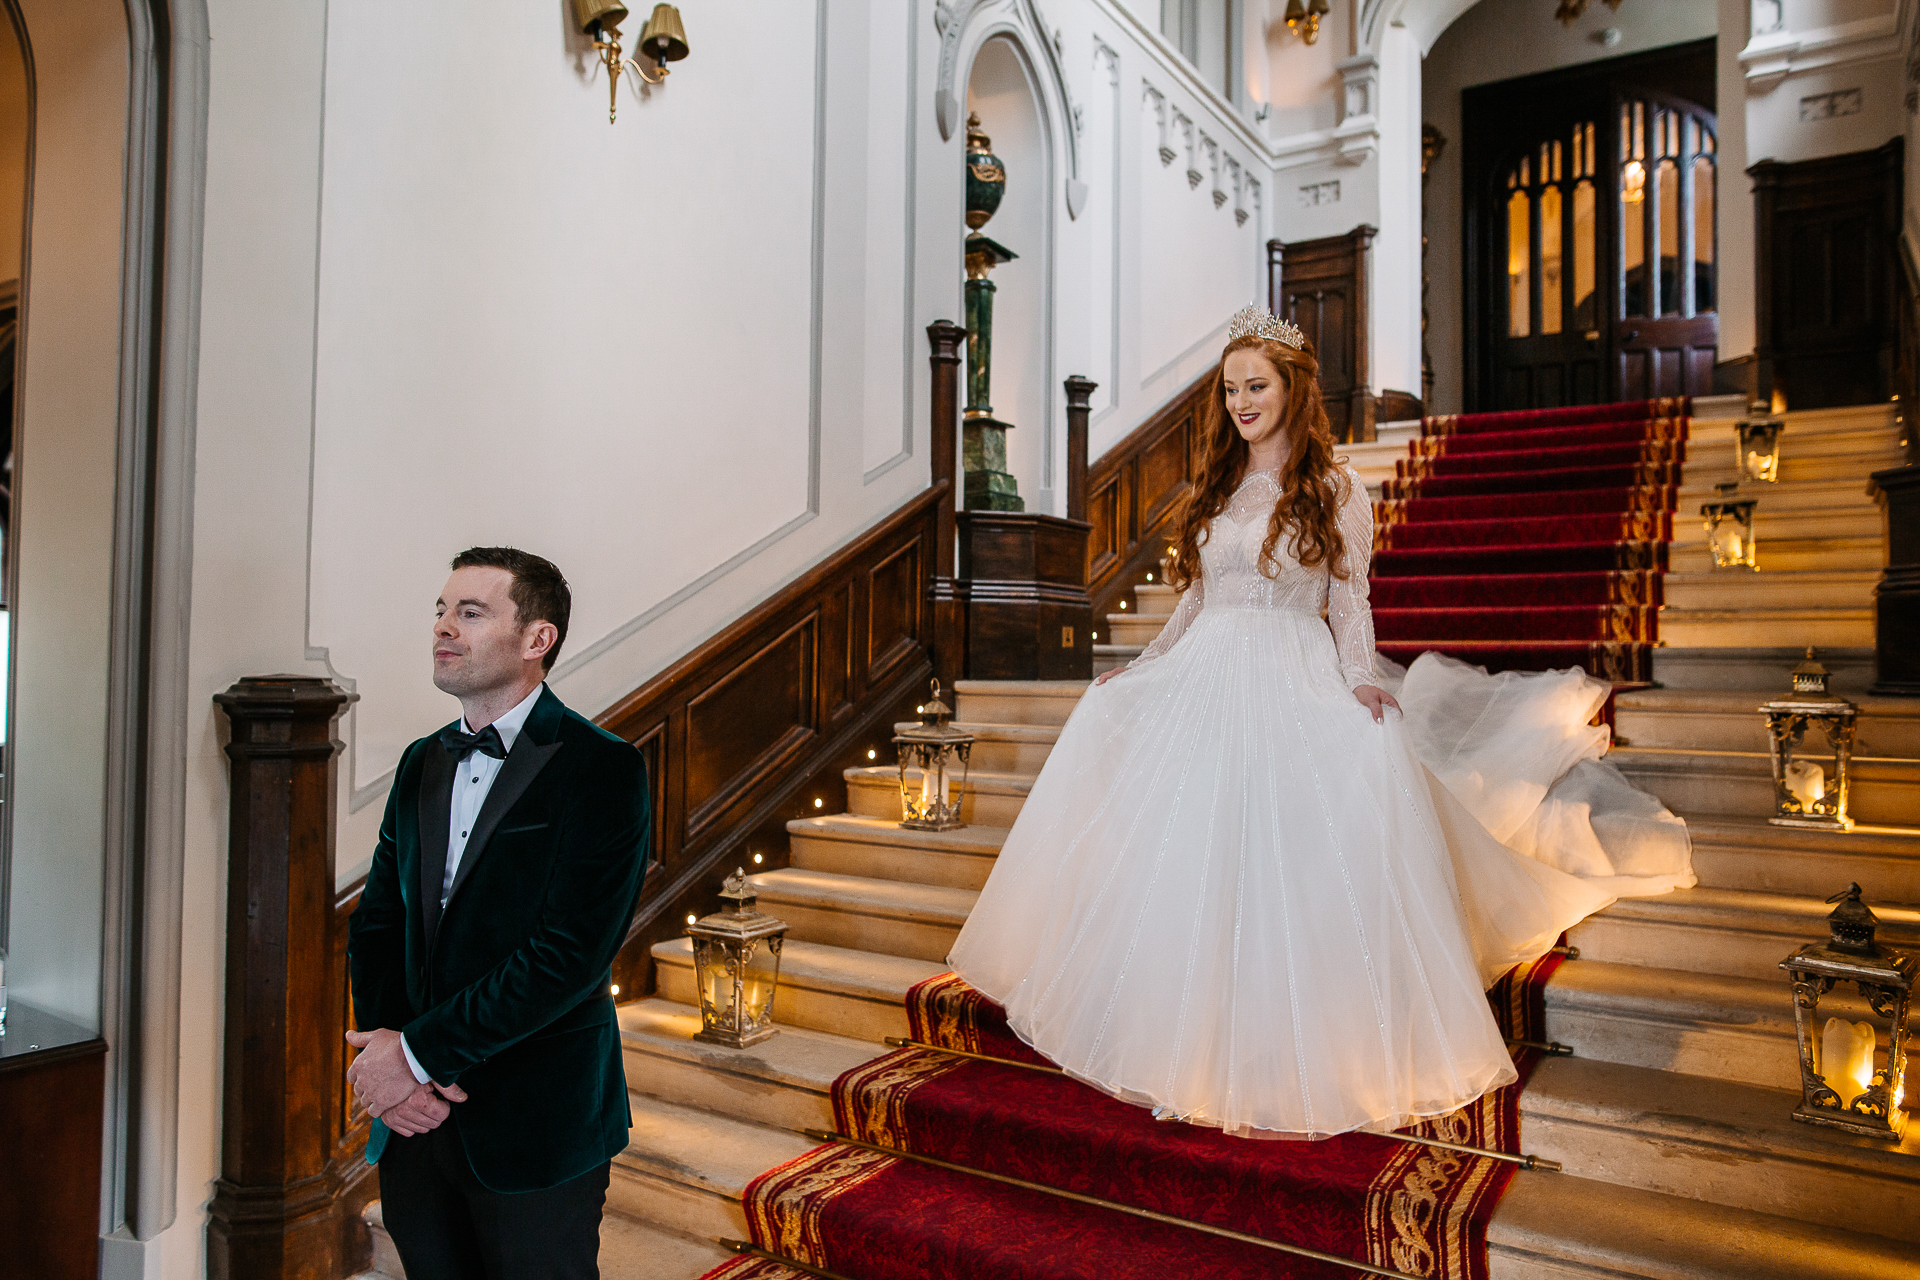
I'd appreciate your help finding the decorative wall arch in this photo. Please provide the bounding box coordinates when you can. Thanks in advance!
[1361,0,1488,56]
[935,0,1088,218]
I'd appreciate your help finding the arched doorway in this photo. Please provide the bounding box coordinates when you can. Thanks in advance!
[1464,40,1719,410]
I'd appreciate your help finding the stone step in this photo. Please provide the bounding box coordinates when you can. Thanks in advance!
[845,763,1033,827]
[746,867,975,964]
[1609,745,1919,827]
[1668,536,1882,574]
[1104,613,1170,645]
[953,678,1087,727]
[1656,607,1875,648]
[653,936,939,1043]
[1518,1055,1920,1244]
[1670,505,1883,546]
[1538,958,1903,1093]
[1489,1173,1920,1280]
[1677,476,1882,511]
[1566,885,1920,982]
[1613,689,1920,756]
[1134,582,1181,606]
[619,997,875,1134]
[786,813,1007,891]
[1682,814,1920,902]
[1662,568,1881,610]
[1684,447,1907,487]
[1652,646,1878,693]
[1091,643,1139,675]
[608,1092,816,1243]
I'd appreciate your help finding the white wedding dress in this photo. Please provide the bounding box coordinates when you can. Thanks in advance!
[948,464,1692,1140]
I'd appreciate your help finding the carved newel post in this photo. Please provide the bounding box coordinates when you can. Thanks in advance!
[962,113,1022,511]
[929,319,969,694]
[209,676,359,1280]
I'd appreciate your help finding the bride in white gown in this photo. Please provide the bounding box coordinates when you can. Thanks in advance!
[948,305,1691,1140]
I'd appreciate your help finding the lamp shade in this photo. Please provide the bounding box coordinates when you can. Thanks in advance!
[639,4,690,63]
[571,0,629,36]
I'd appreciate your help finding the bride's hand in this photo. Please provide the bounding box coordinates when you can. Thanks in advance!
[1094,666,1128,686]
[1353,684,1400,723]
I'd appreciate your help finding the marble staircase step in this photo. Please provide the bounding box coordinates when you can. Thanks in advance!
[945,721,1061,774]
[786,813,1007,891]
[845,763,1033,827]
[1613,689,1920,756]
[608,1092,816,1243]
[1656,607,1875,648]
[1670,506,1882,546]
[1489,1171,1920,1280]
[1652,646,1877,693]
[953,678,1088,726]
[619,997,874,1134]
[1676,475,1882,511]
[745,867,975,963]
[1092,643,1140,674]
[1518,1055,1920,1243]
[1661,568,1880,611]
[1668,535,1882,574]
[1685,448,1907,486]
[1608,745,1919,827]
[653,936,939,1042]
[1567,886,1920,981]
[1536,958,1905,1094]
[1681,814,1920,902]
[1104,612,1171,645]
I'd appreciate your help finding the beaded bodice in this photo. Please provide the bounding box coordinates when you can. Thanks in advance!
[1132,464,1379,689]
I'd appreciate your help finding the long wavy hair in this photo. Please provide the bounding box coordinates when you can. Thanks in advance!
[1165,334,1350,593]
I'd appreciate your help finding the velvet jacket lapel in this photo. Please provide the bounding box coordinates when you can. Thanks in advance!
[441,686,566,914]
[417,736,457,949]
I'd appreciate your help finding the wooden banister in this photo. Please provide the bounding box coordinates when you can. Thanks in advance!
[1063,375,1096,522]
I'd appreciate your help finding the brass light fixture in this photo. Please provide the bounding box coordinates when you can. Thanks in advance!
[1736,408,1786,484]
[1701,481,1757,571]
[1284,0,1330,45]
[1780,885,1912,1140]
[686,869,787,1048]
[572,1,689,124]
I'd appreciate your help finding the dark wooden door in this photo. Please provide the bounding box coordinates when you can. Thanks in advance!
[1464,41,1718,412]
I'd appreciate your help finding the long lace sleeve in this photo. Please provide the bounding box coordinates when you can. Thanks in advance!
[1127,576,1205,668]
[1328,466,1380,690]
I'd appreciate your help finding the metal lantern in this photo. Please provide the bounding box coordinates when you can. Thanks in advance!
[1736,410,1786,484]
[1780,885,1913,1140]
[893,679,974,831]
[1761,652,1857,831]
[1701,482,1757,570]
[686,869,786,1048]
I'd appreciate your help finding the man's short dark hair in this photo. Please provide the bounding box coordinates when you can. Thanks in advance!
[450,547,571,671]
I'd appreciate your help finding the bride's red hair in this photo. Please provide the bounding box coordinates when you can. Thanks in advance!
[1165,334,1350,594]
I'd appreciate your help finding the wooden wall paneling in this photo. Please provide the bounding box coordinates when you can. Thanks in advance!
[1083,369,1213,622]
[1268,226,1378,442]
[956,511,1094,681]
[1751,139,1902,412]
[598,486,944,997]
[330,884,376,1273]
[208,676,360,1280]
[0,1011,107,1280]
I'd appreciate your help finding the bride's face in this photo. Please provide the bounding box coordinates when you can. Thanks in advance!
[1222,349,1288,448]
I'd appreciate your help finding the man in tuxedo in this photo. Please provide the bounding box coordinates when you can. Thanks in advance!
[346,547,650,1279]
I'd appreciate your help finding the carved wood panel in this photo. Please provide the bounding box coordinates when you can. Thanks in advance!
[867,538,923,686]
[1085,369,1212,622]
[684,619,817,839]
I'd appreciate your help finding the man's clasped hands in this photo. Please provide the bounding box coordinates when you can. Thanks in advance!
[345,1027,468,1135]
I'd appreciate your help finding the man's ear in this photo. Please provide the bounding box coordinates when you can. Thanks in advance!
[524,621,558,665]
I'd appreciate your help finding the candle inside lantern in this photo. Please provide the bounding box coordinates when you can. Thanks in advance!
[1784,759,1826,808]
[1819,1016,1876,1108]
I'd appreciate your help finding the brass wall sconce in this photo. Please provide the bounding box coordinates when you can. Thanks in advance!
[572,1,689,124]
[1284,0,1330,44]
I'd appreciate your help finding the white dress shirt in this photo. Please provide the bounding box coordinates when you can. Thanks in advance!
[401,681,546,1086]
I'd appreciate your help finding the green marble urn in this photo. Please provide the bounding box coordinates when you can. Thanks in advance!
[965,113,1005,231]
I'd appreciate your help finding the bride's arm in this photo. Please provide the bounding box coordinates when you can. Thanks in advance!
[1329,467,1395,715]
[1094,576,1205,684]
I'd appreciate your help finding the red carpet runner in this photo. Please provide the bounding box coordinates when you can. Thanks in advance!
[700,949,1568,1280]
[1371,398,1688,682]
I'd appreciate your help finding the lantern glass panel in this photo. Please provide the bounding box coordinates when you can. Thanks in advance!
[1701,499,1756,570]
[1781,890,1914,1141]
[1736,418,1783,484]
[1761,700,1857,831]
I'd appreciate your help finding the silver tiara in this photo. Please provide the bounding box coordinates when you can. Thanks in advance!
[1226,304,1305,350]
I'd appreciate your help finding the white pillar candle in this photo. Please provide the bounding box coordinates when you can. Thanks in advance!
[1820,1016,1876,1108]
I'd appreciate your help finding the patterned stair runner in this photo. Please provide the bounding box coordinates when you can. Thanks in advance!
[1372,398,1688,682]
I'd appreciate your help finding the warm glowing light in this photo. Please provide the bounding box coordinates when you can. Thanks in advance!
[1622,159,1646,204]
[686,914,697,925]
[1820,1017,1876,1108]
[1120,601,1127,609]
[1146,572,1154,581]
[867,748,877,760]
[610,984,620,995]
[753,852,764,864]
[813,797,824,808]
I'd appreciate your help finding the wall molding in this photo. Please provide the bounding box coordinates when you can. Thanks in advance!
[864,0,926,485]
[1741,6,1912,94]
[935,0,1088,217]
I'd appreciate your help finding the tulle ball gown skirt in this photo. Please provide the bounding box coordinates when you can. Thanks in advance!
[949,605,1611,1140]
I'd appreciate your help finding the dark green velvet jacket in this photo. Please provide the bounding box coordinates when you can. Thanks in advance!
[348,685,650,1193]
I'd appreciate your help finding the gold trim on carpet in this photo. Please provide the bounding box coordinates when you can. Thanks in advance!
[746,1144,897,1267]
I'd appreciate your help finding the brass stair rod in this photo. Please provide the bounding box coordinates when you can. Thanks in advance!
[884,1036,1562,1171]
[801,1129,1433,1280]
[1506,1037,1575,1056]
[716,1239,858,1280]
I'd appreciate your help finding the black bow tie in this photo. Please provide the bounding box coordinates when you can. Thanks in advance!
[440,722,507,760]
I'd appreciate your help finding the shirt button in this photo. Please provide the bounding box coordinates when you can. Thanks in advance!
[461,831,468,838]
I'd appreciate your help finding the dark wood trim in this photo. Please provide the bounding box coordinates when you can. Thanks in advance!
[1,1011,106,1280]
[1085,369,1214,624]
[1064,375,1096,522]
[1268,226,1380,441]
[928,320,967,693]
[597,486,945,996]
[957,511,1093,680]
[208,676,363,1280]
[1872,463,1920,696]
